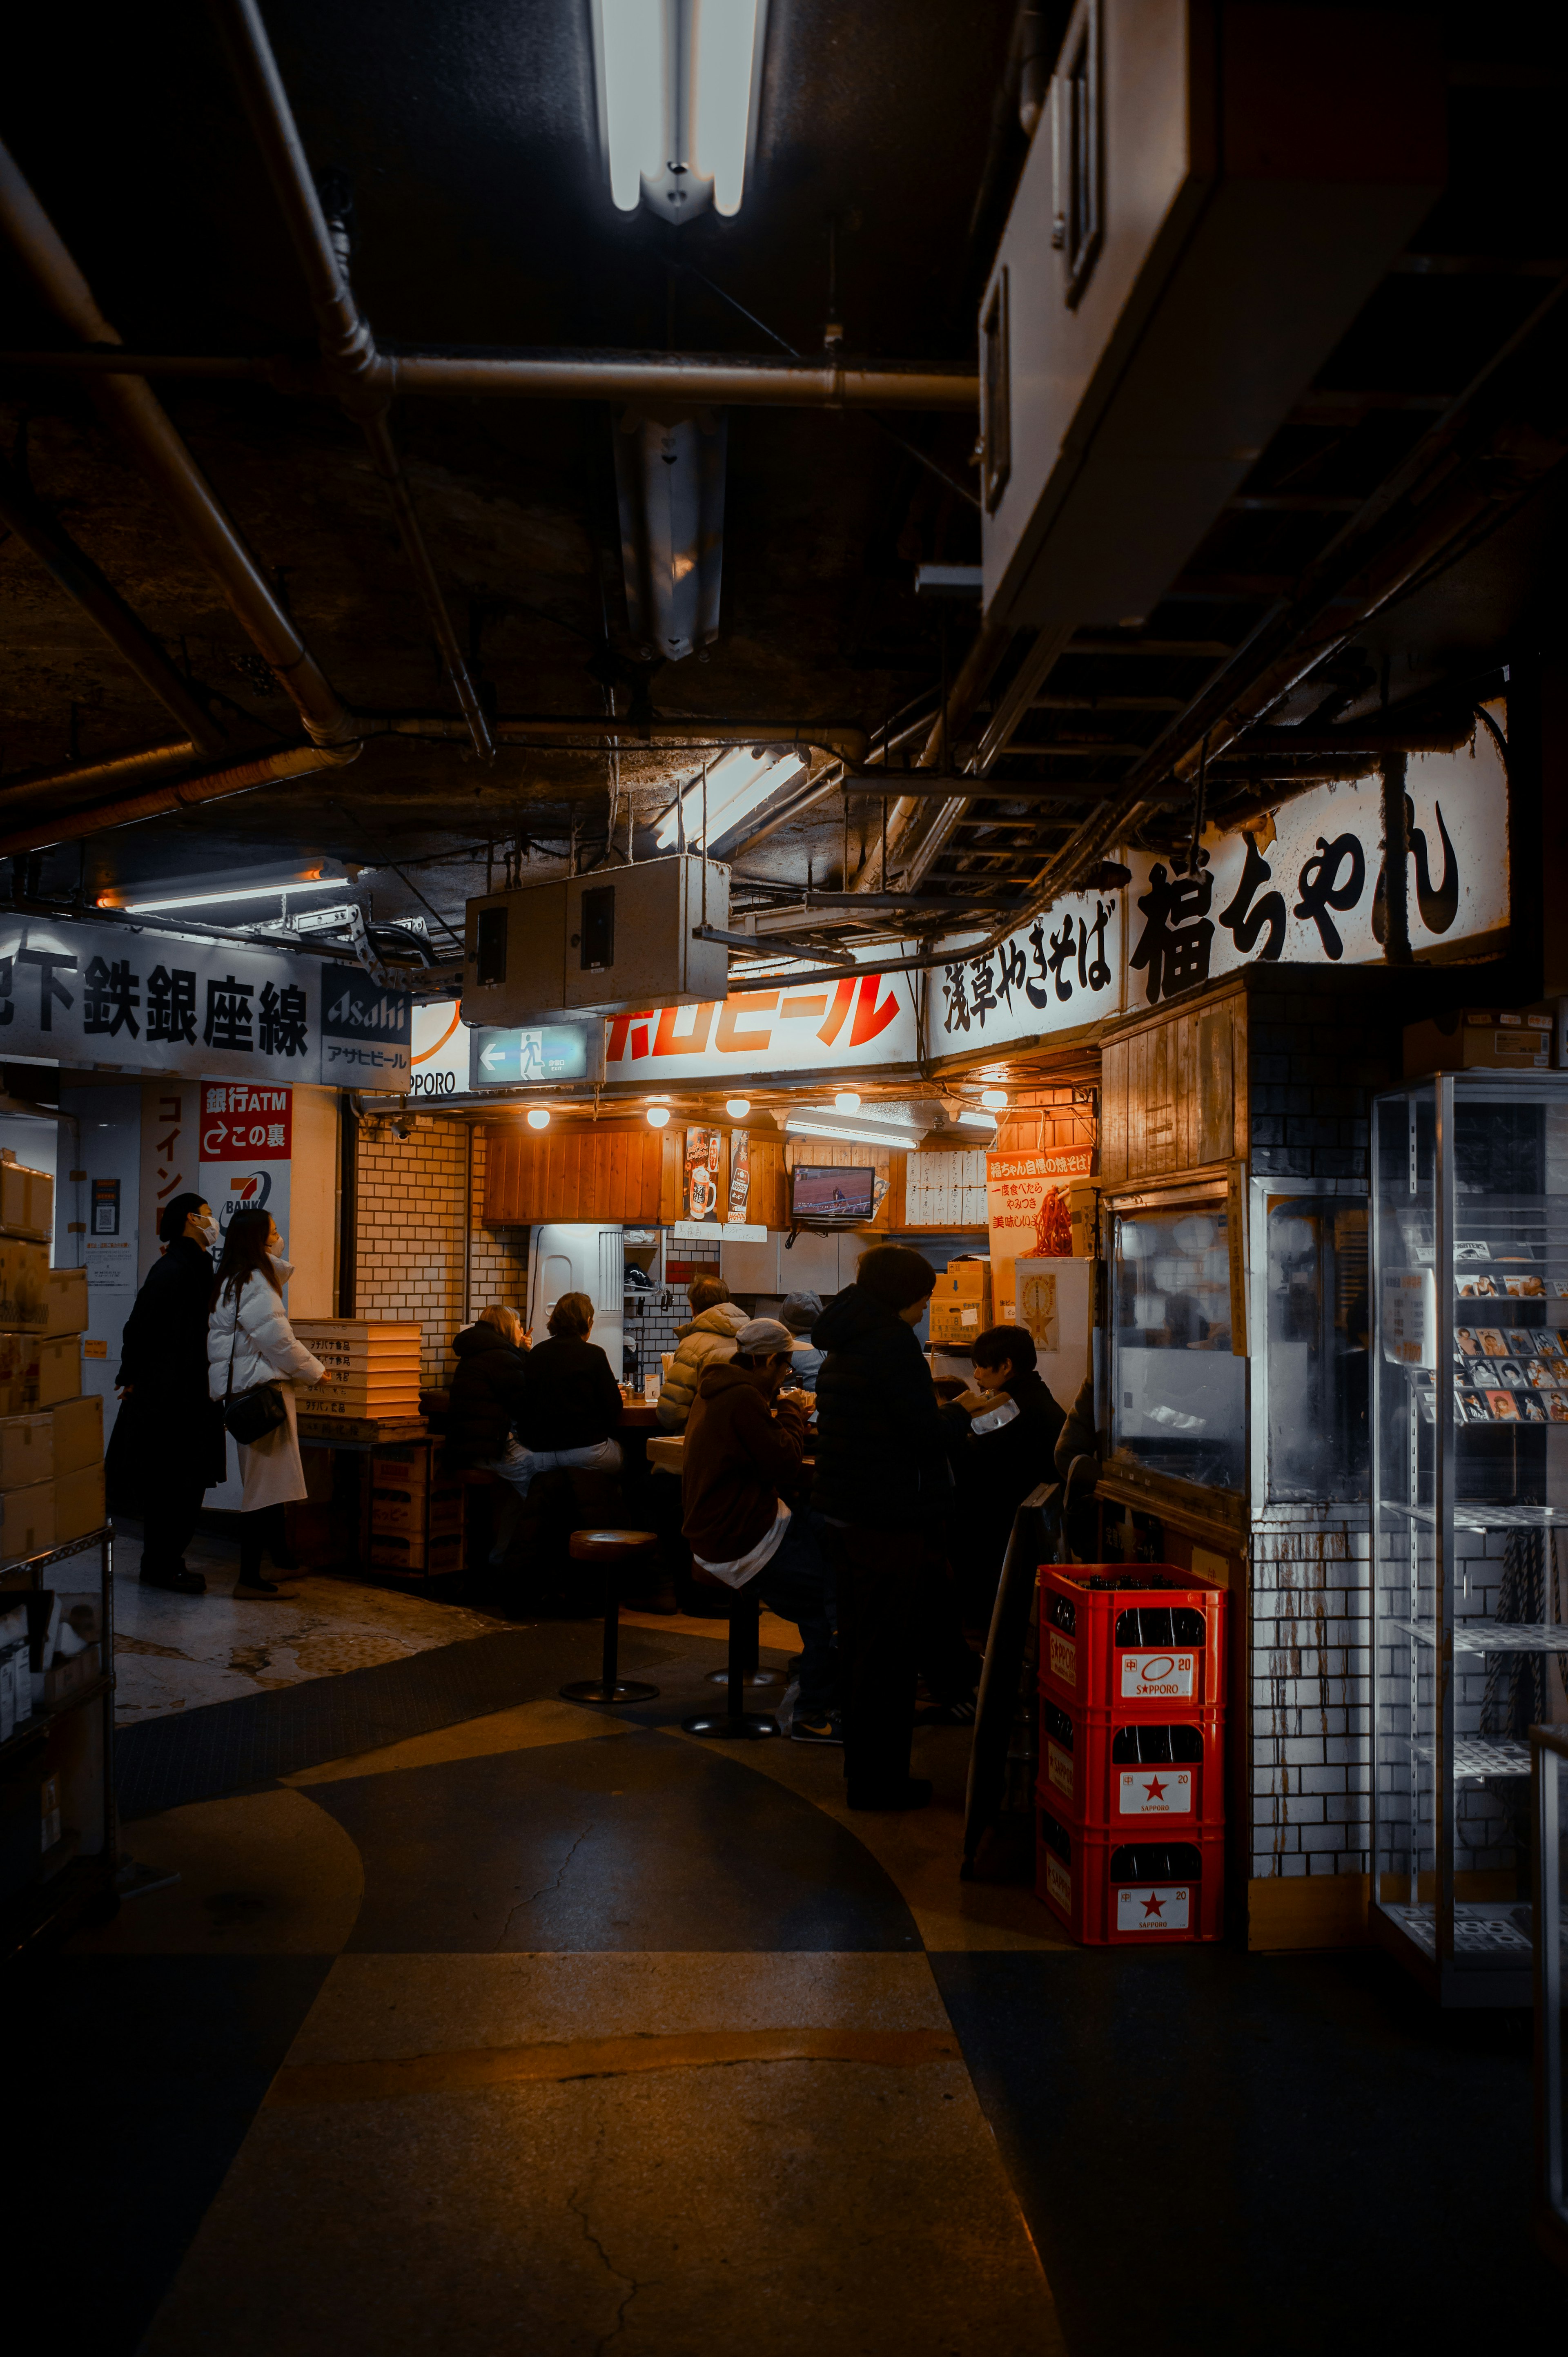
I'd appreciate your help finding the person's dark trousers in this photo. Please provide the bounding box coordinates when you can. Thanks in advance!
[825,1522,921,1797]
[755,1510,837,1714]
[239,1503,289,1584]
[915,1551,982,1704]
[140,1477,207,1579]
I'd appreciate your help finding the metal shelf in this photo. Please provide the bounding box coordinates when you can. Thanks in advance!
[1376,1498,1568,1532]
[1415,1735,1532,1780]
[1394,1619,1568,1654]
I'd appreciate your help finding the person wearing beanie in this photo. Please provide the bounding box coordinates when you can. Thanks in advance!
[682,1318,838,1741]
[810,1244,980,1806]
[780,1290,824,1388]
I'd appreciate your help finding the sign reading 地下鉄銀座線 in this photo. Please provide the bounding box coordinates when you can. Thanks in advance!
[0,917,413,1090]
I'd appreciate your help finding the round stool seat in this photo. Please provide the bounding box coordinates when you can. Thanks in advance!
[569,1528,658,1562]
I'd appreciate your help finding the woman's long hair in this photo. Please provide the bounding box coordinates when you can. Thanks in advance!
[212,1207,281,1309]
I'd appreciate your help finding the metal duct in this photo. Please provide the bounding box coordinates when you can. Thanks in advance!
[0,740,361,859]
[613,409,727,662]
[0,139,355,748]
[0,739,202,813]
[212,0,492,762]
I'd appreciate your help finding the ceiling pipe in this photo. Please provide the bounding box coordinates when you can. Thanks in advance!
[0,740,361,860]
[0,739,204,814]
[210,0,493,764]
[851,618,1013,892]
[0,456,225,752]
[0,348,979,410]
[380,714,871,761]
[0,139,355,749]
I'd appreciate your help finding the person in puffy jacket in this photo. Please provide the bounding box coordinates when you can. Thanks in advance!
[207,1207,325,1598]
[811,1245,979,1809]
[656,1276,747,1430]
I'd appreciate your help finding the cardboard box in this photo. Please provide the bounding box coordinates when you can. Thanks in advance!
[0,1414,53,1492]
[0,1478,55,1562]
[41,1267,90,1338]
[369,1527,463,1574]
[0,1334,39,1418]
[1069,1182,1102,1259]
[370,1485,463,1536]
[0,1238,48,1330]
[928,1257,992,1347]
[370,1444,437,1493]
[0,1154,53,1242]
[1403,1008,1552,1079]
[38,1336,82,1409]
[54,1464,106,1545]
[49,1395,102,1479]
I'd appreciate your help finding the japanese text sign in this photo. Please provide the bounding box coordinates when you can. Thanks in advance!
[604,968,918,1081]
[931,891,1123,1053]
[200,1084,294,1162]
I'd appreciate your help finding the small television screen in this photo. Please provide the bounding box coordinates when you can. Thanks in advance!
[790,1164,875,1223]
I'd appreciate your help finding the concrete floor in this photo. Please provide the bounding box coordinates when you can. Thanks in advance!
[36,1548,1566,2354]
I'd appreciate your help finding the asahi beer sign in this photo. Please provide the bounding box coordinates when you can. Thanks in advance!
[1124,728,1508,1007]
[0,916,412,1090]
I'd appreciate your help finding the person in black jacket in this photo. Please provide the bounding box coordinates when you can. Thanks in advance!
[105,1192,226,1594]
[811,1245,980,1809]
[514,1291,624,1487]
[448,1306,533,1481]
[942,1323,1067,1618]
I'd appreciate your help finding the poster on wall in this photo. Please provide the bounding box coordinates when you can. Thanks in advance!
[985,1146,1094,1320]
[684,1128,723,1223]
[728,1131,751,1223]
[197,1082,293,1259]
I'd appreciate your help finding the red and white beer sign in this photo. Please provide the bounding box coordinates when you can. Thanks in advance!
[1116,1883,1191,1932]
[1047,1742,1074,1801]
[198,1082,293,1255]
[1120,1648,1196,1701]
[1044,1853,1072,1917]
[1118,1769,1192,1817]
[1049,1630,1076,1687]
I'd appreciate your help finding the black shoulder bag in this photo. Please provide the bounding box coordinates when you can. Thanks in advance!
[221,1287,288,1445]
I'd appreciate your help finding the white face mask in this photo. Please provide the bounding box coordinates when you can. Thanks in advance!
[196,1217,220,1251]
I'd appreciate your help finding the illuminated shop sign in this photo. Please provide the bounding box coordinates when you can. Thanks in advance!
[931,888,1124,1054]
[603,968,918,1080]
[0,916,412,1090]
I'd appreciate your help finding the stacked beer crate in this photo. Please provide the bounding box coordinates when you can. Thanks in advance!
[367,1443,463,1576]
[1036,1560,1227,1944]
[292,1319,424,1439]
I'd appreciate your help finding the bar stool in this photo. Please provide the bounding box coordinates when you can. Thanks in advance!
[682,1570,778,1740]
[559,1529,661,1705]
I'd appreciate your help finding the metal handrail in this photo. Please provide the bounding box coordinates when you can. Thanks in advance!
[1531,1722,1568,2273]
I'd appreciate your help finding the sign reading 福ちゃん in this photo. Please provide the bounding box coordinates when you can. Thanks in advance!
[1124,727,1508,1007]
[0,917,412,1090]
[930,889,1124,1053]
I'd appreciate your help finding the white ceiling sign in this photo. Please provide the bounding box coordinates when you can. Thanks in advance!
[927,887,1125,1053]
[603,966,920,1081]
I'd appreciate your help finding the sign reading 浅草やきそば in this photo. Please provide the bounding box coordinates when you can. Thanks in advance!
[0,916,412,1090]
[930,888,1124,1054]
[604,966,919,1081]
[1122,725,1509,1007]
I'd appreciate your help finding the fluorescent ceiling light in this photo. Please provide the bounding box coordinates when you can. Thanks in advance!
[785,1114,927,1152]
[655,745,803,850]
[594,0,767,225]
[955,1109,998,1129]
[105,875,344,916]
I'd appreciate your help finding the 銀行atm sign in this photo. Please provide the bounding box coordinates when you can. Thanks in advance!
[604,970,918,1082]
[200,1084,293,1162]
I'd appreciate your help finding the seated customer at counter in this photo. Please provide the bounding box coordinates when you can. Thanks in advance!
[514,1291,624,1491]
[448,1305,534,1552]
[657,1276,748,1430]
[682,1318,839,1743]
[941,1322,1067,1616]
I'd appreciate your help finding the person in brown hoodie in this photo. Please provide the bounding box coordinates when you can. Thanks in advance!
[682,1318,839,1741]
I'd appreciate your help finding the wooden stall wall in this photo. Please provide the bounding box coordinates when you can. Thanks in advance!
[1100,980,1249,1184]
[482,1122,666,1224]
[995,1086,1098,1162]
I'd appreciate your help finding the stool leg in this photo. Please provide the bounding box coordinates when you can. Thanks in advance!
[703,1584,781,1687]
[683,1581,779,1739]
[560,1552,659,1706]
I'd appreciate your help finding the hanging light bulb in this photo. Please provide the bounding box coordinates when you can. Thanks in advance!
[834,1090,861,1113]
[980,1088,1009,1111]
[646,1105,671,1128]
[526,1106,551,1131]
[726,1097,751,1119]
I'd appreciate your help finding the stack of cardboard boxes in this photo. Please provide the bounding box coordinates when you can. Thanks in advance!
[0,1154,103,1567]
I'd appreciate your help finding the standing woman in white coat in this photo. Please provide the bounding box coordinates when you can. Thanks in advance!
[208,1207,325,1598]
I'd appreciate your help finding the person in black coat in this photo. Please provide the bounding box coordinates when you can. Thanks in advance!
[448,1307,532,1470]
[515,1291,624,1478]
[105,1192,226,1594]
[941,1322,1068,1617]
[811,1246,980,1811]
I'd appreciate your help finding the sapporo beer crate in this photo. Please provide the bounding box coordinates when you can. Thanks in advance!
[370,1485,463,1538]
[369,1527,463,1574]
[1037,1807,1225,1945]
[1039,1562,1226,1717]
[1039,1698,1225,1833]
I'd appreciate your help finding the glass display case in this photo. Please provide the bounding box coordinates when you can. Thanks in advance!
[1371,1073,1568,2004]
[1108,1181,1246,1500]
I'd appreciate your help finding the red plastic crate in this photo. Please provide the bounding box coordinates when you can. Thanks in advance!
[1036,1808,1225,1945]
[1038,1698,1225,1832]
[1039,1561,1227,1716]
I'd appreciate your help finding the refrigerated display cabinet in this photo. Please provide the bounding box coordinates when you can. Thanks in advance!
[1371,1074,1568,2004]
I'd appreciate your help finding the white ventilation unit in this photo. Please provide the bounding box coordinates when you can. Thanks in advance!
[979,0,1446,635]
[463,854,729,1027]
